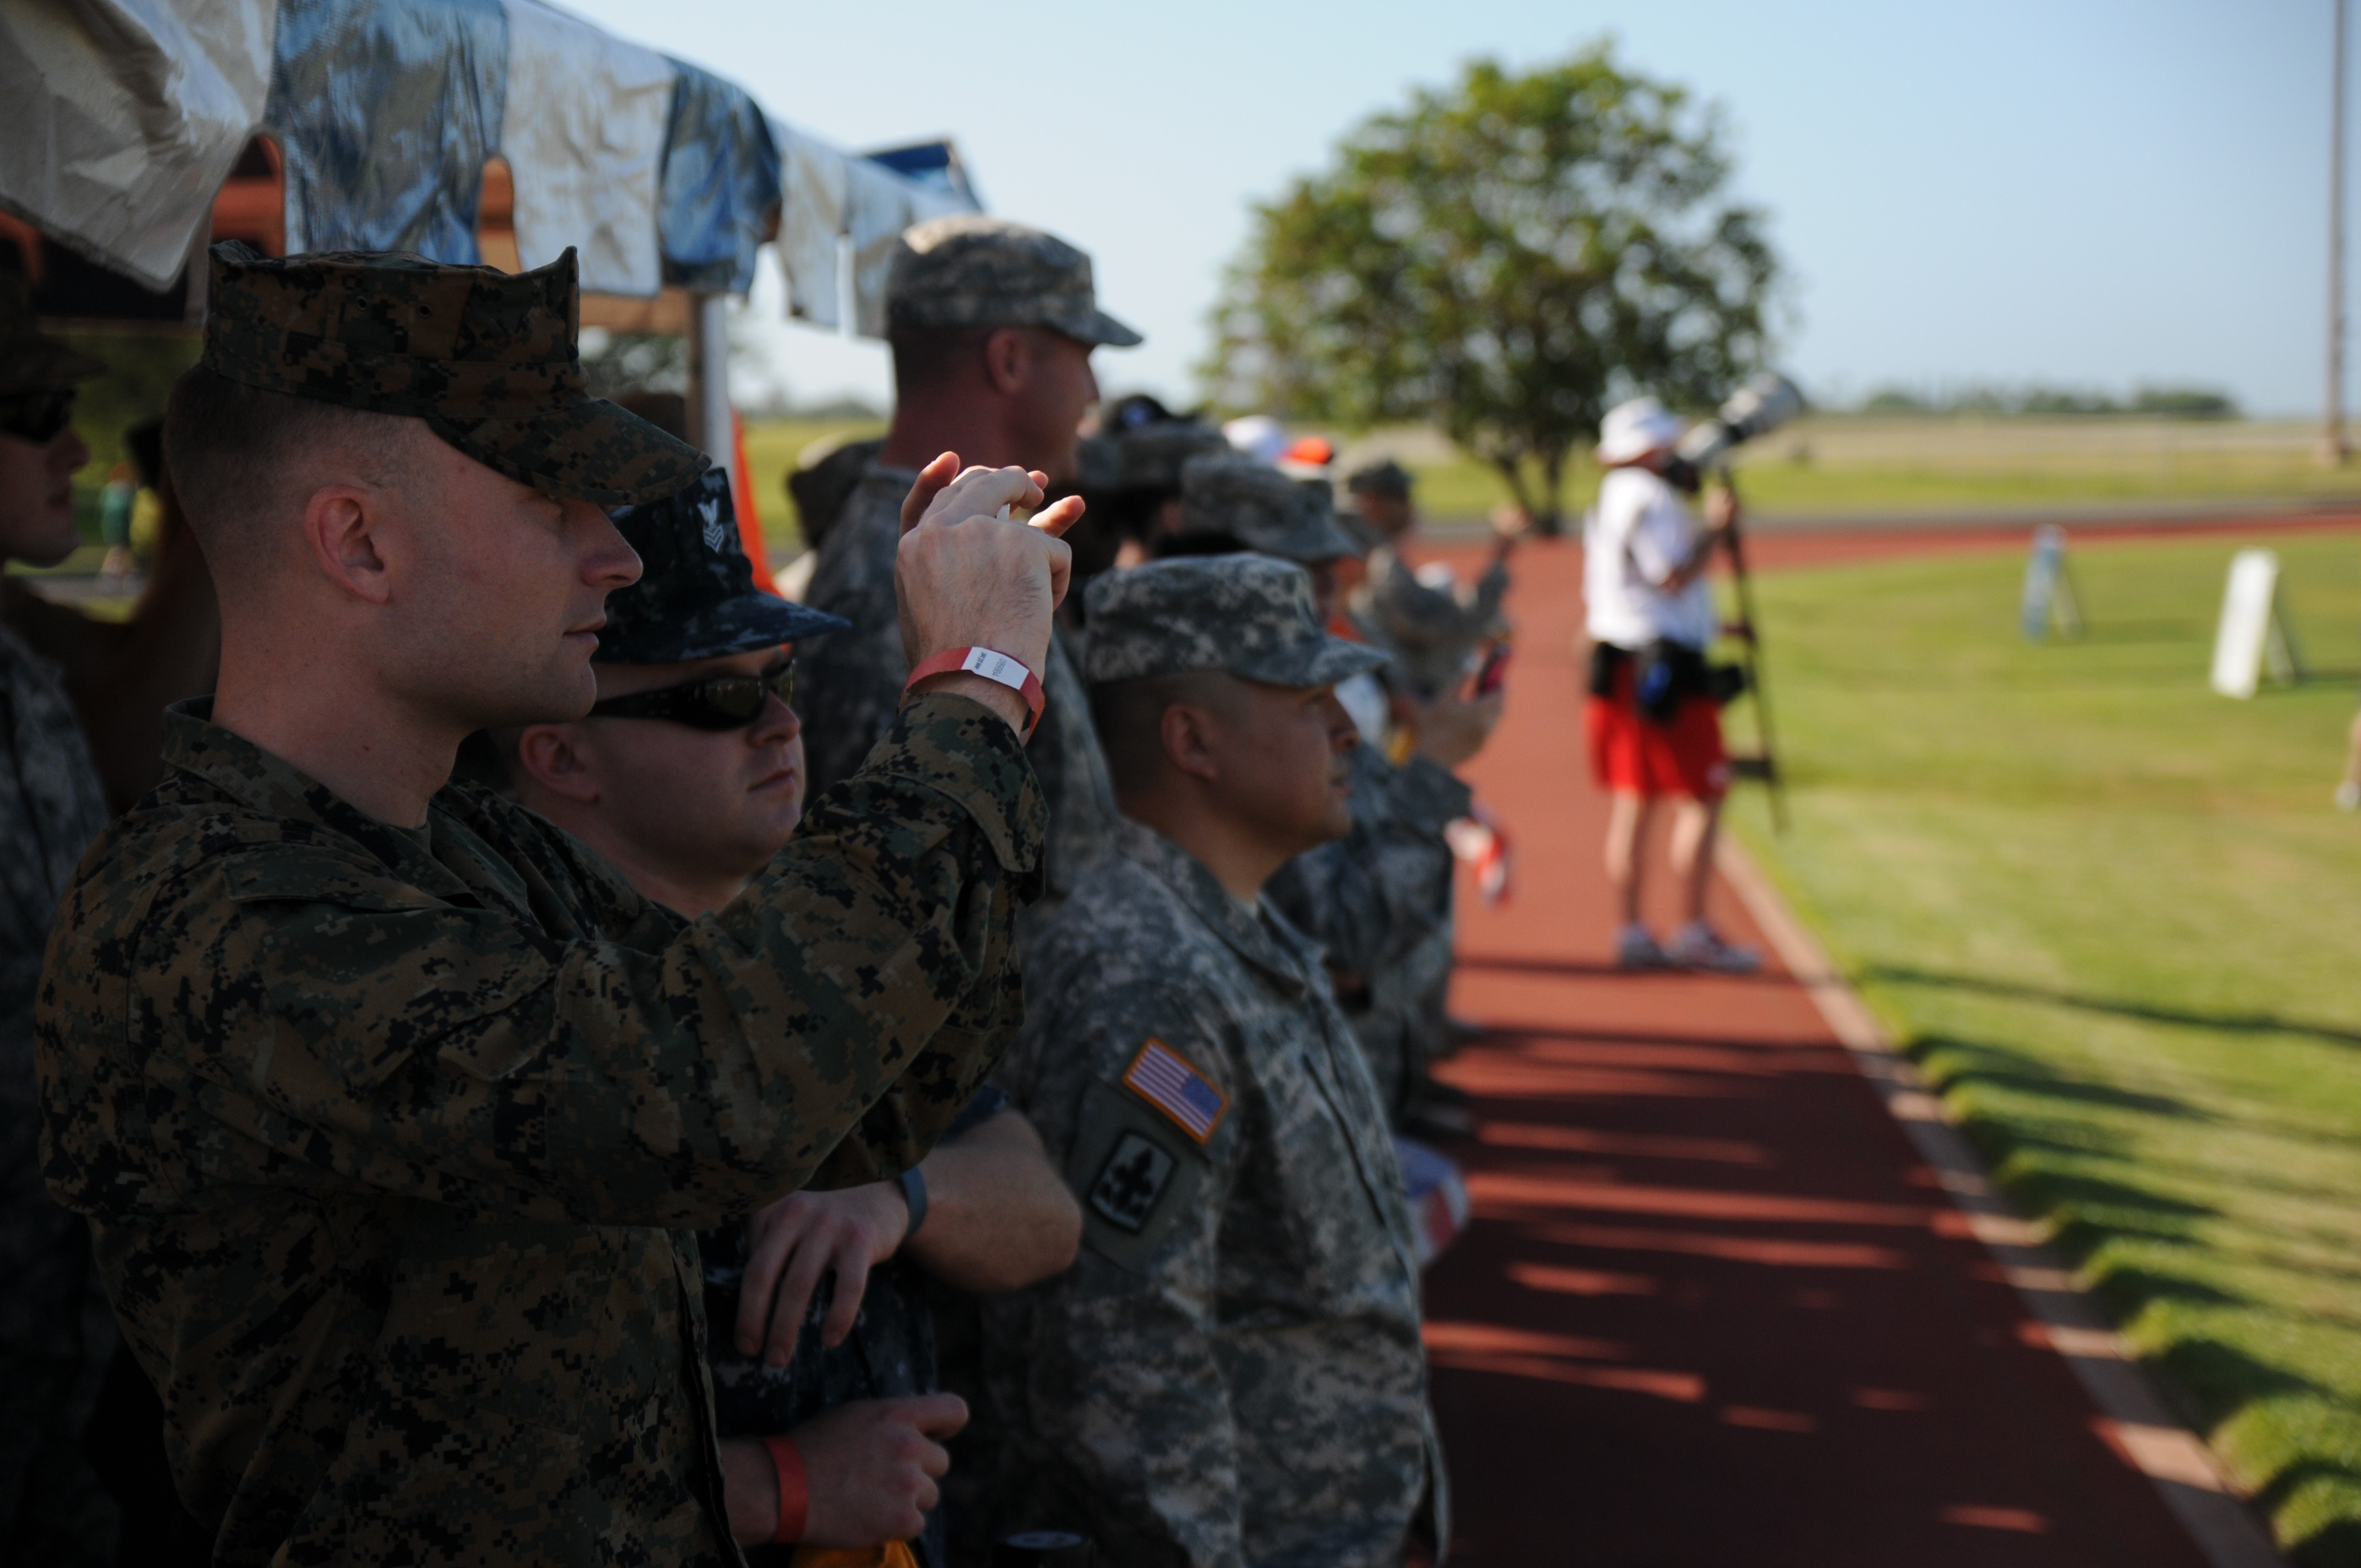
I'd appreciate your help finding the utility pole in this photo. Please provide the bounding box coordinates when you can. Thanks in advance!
[2329,0,2352,465]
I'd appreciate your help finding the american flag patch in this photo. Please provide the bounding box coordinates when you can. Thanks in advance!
[1122,1038,1228,1144]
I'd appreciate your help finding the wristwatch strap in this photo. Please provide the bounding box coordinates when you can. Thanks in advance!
[898,1165,929,1242]
[904,646,1045,734]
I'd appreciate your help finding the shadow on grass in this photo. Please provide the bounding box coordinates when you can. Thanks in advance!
[1913,1033,2211,1121]
[1867,965,2361,1050]
[1898,1028,2361,1557]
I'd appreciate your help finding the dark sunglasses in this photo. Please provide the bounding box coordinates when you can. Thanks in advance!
[0,390,75,445]
[589,659,797,732]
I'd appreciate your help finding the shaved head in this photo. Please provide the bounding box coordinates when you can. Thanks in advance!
[1090,669,1245,796]
[162,364,420,582]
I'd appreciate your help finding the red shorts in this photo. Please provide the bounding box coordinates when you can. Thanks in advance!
[1586,662,1730,802]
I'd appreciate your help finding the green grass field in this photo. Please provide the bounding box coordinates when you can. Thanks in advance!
[741,416,884,558]
[1721,530,2361,1564]
[1340,417,2361,527]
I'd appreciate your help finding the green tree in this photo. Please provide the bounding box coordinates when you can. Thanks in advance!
[1203,43,1779,532]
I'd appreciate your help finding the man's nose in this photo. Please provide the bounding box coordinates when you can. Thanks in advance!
[753,694,802,745]
[567,499,641,589]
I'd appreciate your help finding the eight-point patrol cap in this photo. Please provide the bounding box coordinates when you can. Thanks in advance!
[1116,420,1230,493]
[598,468,848,663]
[1345,459,1413,499]
[0,275,106,397]
[886,215,1142,347]
[1083,555,1389,689]
[1175,454,1364,563]
[200,241,708,506]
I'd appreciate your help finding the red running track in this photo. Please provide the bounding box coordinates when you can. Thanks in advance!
[1419,533,2227,1567]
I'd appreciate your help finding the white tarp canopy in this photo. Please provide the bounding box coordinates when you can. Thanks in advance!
[0,0,975,330]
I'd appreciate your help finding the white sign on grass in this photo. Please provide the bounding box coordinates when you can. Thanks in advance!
[2210,549,2282,699]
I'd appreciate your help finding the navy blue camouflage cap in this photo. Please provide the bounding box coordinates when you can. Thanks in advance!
[200,242,708,506]
[1176,454,1364,563]
[1082,555,1389,688]
[598,468,848,663]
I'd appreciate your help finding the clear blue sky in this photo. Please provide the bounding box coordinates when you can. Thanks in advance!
[565,0,2349,419]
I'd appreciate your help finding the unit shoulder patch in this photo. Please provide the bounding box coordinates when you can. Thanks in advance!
[1089,1130,1177,1233]
[1120,1037,1228,1144]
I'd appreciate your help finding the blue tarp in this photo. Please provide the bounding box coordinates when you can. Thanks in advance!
[657,60,780,295]
[266,0,508,261]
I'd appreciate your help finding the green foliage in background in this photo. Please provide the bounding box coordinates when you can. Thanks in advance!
[1203,41,1778,533]
[58,331,201,537]
[1727,531,2361,1564]
[741,416,886,557]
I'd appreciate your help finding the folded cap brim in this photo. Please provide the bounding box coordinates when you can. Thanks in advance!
[1055,307,1144,350]
[1231,633,1390,689]
[597,589,850,664]
[427,395,710,507]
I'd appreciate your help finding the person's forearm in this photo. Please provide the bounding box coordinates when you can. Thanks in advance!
[902,1115,1080,1292]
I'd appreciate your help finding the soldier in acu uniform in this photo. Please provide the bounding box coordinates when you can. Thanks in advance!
[36,242,1079,1566]
[1158,456,1499,1126]
[987,556,1446,1568]
[0,273,121,1566]
[798,216,1139,924]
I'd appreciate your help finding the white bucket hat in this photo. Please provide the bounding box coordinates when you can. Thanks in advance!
[1597,396,1687,465]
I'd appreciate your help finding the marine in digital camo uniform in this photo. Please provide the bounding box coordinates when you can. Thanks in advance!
[35,244,1045,1566]
[987,556,1445,1568]
[798,216,1136,917]
[0,276,121,1563]
[1165,456,1473,1121]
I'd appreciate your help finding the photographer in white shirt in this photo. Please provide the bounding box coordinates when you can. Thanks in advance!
[1581,397,1759,973]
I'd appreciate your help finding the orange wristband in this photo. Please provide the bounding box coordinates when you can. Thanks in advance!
[904,646,1045,734]
[764,1433,808,1545]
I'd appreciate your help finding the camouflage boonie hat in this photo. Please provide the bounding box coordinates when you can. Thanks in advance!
[200,242,706,506]
[599,467,848,663]
[886,216,1141,347]
[0,274,106,396]
[1345,458,1413,498]
[1176,455,1364,563]
[1083,555,1388,688]
[1117,421,1229,493]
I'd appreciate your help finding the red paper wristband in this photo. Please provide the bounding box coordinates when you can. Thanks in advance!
[904,646,1045,733]
[764,1433,808,1545]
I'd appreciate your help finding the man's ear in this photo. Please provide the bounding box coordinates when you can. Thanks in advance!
[1158,701,1223,785]
[513,723,601,805]
[301,483,396,605]
[982,326,1031,396]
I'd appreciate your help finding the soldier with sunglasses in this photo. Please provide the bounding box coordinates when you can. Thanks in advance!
[501,471,1081,1564]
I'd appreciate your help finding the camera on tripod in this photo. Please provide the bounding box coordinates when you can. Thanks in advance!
[1662,372,1807,494]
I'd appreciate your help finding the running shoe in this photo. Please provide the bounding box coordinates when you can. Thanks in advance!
[1617,925,1672,970]
[1667,923,1762,974]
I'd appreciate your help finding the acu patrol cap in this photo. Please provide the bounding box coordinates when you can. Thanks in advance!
[1175,454,1364,564]
[1116,421,1230,493]
[0,274,106,398]
[599,467,848,663]
[1345,458,1413,499]
[199,241,706,507]
[1083,555,1388,689]
[886,215,1142,347]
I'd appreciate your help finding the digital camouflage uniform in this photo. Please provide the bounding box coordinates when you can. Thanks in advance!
[593,466,969,1568]
[1168,459,1464,1121]
[1350,547,1510,701]
[798,216,1137,913]
[1,625,117,1564]
[1264,748,1468,1120]
[35,244,1045,1567]
[1,276,119,1565]
[986,558,1444,1568]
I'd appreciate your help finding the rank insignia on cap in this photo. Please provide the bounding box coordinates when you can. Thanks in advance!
[1122,1038,1227,1144]
[699,494,728,553]
[1089,1131,1176,1233]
